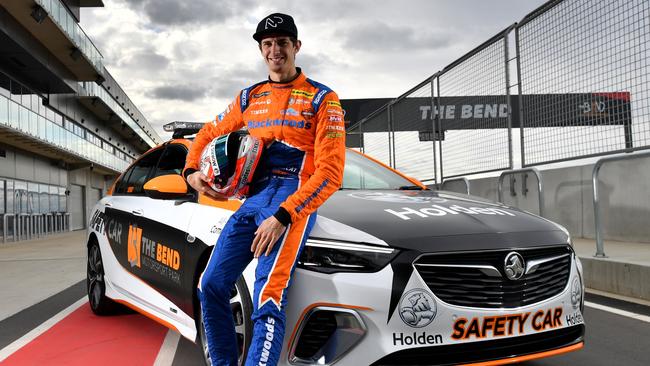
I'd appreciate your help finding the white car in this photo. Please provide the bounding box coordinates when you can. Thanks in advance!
[86,124,585,365]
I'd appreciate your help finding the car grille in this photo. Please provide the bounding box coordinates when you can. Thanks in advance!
[371,325,584,366]
[414,246,572,308]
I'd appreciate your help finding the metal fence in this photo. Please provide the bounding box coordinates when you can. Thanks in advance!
[391,79,437,182]
[348,0,650,182]
[438,29,513,178]
[518,0,650,166]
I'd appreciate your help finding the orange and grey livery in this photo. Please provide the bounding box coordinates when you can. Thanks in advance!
[184,69,346,224]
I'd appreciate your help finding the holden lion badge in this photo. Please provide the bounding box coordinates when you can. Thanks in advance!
[399,289,437,328]
[504,252,525,280]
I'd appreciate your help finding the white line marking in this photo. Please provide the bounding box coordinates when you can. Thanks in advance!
[0,297,87,362]
[585,301,650,323]
[153,329,181,366]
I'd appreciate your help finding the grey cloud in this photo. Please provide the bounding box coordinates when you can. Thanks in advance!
[208,63,268,99]
[130,52,170,69]
[173,41,201,61]
[339,21,451,52]
[297,53,349,78]
[298,53,331,71]
[146,62,267,102]
[255,0,367,22]
[120,0,256,26]
[113,44,171,71]
[148,84,206,101]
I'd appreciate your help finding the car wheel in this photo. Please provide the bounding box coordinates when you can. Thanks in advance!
[199,276,253,366]
[87,240,118,315]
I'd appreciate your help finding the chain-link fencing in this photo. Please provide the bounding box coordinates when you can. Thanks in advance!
[518,0,650,166]
[347,0,650,183]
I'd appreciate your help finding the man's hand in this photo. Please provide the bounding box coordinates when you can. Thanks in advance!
[186,171,227,200]
[251,216,287,258]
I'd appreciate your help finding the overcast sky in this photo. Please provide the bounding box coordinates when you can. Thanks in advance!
[80,0,547,139]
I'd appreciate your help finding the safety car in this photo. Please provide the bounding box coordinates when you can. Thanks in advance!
[85,122,585,365]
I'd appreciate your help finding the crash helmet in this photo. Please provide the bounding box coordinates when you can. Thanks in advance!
[199,132,263,198]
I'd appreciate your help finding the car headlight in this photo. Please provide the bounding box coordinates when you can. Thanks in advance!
[298,239,398,274]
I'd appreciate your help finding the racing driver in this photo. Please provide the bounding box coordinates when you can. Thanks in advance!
[183,13,346,366]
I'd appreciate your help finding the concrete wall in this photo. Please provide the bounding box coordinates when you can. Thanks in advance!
[2,147,67,186]
[1,144,108,229]
[446,155,650,243]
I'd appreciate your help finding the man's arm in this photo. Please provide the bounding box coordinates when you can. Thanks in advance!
[276,91,346,224]
[182,95,244,180]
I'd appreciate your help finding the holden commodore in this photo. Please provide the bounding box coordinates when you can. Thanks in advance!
[85,122,585,365]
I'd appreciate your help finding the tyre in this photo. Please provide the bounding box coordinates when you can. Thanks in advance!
[86,239,118,315]
[199,276,253,366]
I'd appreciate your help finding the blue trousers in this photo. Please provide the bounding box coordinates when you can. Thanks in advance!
[198,177,317,366]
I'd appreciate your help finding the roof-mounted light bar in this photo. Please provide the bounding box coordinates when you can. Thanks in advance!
[163,121,206,139]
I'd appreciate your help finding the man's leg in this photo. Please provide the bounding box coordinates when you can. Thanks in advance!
[199,210,256,366]
[245,211,317,366]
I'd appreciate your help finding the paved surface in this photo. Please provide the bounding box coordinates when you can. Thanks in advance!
[574,238,650,301]
[573,238,650,266]
[1,232,649,365]
[0,231,87,321]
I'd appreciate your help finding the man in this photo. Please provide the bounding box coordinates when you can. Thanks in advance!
[182,13,346,366]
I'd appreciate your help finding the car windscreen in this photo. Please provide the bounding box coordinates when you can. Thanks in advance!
[341,151,417,190]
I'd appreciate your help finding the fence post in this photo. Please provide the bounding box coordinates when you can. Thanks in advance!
[436,76,444,180]
[514,25,526,168]
[429,76,438,186]
[504,28,514,171]
[387,103,394,168]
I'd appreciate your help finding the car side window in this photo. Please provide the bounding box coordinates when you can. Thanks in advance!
[116,148,164,196]
[113,166,136,195]
[151,144,188,179]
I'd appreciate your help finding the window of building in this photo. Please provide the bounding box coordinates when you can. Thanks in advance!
[0,72,10,98]
[101,140,114,153]
[9,79,22,103]
[0,180,5,214]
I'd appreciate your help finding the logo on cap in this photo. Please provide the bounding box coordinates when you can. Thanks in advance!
[265,15,284,30]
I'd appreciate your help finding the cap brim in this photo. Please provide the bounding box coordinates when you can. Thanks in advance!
[253,30,297,42]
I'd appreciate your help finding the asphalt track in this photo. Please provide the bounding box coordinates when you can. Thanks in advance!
[0,284,648,366]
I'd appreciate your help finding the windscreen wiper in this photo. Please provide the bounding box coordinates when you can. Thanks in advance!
[398,185,424,190]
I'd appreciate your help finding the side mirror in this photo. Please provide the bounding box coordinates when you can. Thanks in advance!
[143,174,189,199]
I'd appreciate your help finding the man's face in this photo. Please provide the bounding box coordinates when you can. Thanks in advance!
[260,36,301,75]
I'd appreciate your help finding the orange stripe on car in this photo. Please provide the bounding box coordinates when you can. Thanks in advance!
[114,299,180,334]
[459,342,584,366]
[198,194,243,211]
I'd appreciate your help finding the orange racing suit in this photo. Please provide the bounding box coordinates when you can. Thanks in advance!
[183,69,345,366]
[184,69,346,224]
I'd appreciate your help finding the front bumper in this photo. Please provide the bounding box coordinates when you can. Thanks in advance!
[281,248,585,365]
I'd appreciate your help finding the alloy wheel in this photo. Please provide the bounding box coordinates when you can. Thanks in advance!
[87,244,104,310]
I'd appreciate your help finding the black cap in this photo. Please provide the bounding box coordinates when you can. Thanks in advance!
[253,13,298,42]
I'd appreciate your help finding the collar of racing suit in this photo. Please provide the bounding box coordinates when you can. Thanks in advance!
[267,67,302,85]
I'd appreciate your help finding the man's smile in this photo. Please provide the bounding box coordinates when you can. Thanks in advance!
[268,56,285,64]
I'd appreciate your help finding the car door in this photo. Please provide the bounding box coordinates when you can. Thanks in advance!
[100,147,164,304]
[124,143,198,318]
[104,144,193,322]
